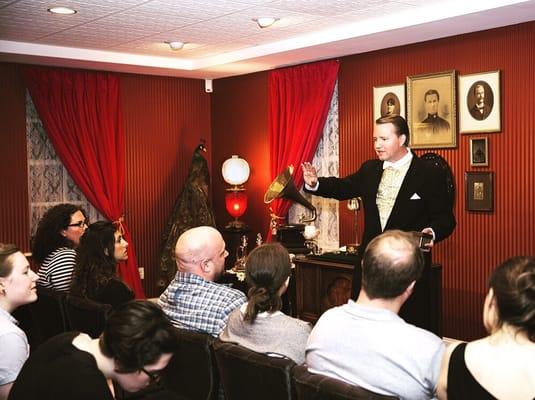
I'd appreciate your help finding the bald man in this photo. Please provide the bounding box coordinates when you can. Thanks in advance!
[306,230,444,400]
[158,226,246,336]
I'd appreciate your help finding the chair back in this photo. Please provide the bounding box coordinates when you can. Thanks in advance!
[160,328,219,400]
[292,365,398,400]
[212,340,296,400]
[64,295,111,338]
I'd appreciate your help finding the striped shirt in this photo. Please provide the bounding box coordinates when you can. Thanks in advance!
[37,247,76,292]
[158,271,246,337]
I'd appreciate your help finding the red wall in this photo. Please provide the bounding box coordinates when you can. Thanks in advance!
[120,73,211,297]
[211,22,535,339]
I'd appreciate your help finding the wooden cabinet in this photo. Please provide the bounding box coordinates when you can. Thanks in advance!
[294,256,355,324]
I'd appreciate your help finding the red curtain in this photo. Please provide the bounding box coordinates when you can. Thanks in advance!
[268,60,339,239]
[24,67,145,298]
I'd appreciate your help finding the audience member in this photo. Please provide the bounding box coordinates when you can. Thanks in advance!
[158,226,246,337]
[32,204,87,291]
[8,300,178,399]
[306,230,444,400]
[70,221,134,309]
[437,256,535,399]
[0,244,38,400]
[220,243,311,363]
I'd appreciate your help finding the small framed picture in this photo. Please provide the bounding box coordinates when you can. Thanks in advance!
[465,171,493,211]
[459,70,501,133]
[469,137,488,167]
[407,70,456,149]
[373,83,405,121]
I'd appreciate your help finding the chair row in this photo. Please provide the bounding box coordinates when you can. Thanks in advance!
[15,286,111,349]
[159,328,397,400]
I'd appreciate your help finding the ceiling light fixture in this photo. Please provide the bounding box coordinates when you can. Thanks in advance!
[252,17,279,29]
[47,7,77,15]
[165,41,185,51]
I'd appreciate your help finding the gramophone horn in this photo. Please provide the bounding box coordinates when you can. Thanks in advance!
[264,165,316,223]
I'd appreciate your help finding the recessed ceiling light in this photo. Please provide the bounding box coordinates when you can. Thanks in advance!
[48,7,77,15]
[252,17,279,29]
[165,41,185,51]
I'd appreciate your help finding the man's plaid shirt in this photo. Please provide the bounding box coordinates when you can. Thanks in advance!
[158,271,246,337]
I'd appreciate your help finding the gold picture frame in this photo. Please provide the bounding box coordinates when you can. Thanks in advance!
[459,70,501,133]
[469,137,488,167]
[373,83,405,121]
[407,70,456,149]
[465,171,493,211]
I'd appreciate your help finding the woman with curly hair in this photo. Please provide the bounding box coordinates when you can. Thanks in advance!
[32,204,87,292]
[70,221,133,308]
[437,256,535,399]
[220,243,311,363]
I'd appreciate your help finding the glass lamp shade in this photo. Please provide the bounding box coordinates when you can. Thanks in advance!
[225,191,248,219]
[222,155,250,186]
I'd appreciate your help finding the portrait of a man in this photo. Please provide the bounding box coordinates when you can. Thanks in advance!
[468,81,493,121]
[380,93,400,117]
[421,89,450,134]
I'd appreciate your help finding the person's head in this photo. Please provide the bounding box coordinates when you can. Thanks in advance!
[244,243,292,322]
[362,230,424,301]
[0,243,38,313]
[424,89,440,115]
[373,115,410,163]
[99,300,178,392]
[473,83,485,106]
[71,221,128,296]
[386,97,396,115]
[174,226,228,281]
[31,203,88,263]
[483,256,535,341]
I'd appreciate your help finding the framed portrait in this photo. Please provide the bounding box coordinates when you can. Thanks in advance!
[465,171,493,211]
[469,137,488,167]
[407,70,456,149]
[459,70,501,133]
[373,83,405,121]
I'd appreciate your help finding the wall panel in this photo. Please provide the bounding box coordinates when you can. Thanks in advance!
[120,74,211,297]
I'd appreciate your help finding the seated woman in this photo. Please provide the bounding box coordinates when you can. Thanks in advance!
[437,256,535,399]
[0,243,38,400]
[32,204,87,292]
[70,221,134,309]
[220,243,311,364]
[9,300,179,399]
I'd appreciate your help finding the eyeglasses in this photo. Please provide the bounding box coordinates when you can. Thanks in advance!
[67,219,88,228]
[140,367,161,383]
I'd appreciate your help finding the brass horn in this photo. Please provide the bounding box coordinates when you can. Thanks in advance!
[264,165,316,223]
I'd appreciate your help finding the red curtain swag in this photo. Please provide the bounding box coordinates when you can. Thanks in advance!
[24,67,145,298]
[267,60,339,240]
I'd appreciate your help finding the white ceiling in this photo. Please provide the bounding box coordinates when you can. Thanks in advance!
[1,0,534,80]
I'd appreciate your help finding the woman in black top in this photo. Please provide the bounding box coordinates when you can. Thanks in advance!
[437,256,535,399]
[70,221,134,308]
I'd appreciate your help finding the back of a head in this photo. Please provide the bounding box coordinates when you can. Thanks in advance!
[174,226,220,272]
[375,115,410,146]
[71,221,117,296]
[489,256,535,342]
[31,203,86,263]
[99,300,178,372]
[244,243,291,321]
[0,243,19,278]
[362,230,424,300]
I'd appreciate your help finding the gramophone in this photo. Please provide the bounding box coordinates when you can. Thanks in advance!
[264,165,316,254]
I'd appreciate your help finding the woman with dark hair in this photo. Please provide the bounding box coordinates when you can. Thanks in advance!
[32,203,87,292]
[437,256,535,399]
[9,300,179,399]
[70,221,134,309]
[220,243,311,363]
[0,244,38,400]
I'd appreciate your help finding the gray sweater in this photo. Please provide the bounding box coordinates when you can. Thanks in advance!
[220,303,311,364]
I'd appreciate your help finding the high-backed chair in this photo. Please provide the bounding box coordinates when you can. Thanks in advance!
[64,295,111,338]
[160,328,219,400]
[212,339,296,400]
[292,365,398,400]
